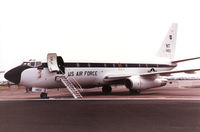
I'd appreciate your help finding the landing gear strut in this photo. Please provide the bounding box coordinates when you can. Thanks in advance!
[102,85,112,95]
[129,89,141,95]
[40,92,48,99]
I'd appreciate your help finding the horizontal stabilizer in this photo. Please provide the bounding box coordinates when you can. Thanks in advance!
[172,57,200,63]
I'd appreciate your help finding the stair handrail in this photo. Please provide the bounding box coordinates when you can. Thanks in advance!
[70,77,83,92]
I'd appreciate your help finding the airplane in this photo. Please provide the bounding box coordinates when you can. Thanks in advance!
[4,23,200,99]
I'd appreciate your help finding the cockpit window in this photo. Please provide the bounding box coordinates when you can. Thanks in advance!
[21,61,42,67]
[21,62,29,66]
[30,62,35,67]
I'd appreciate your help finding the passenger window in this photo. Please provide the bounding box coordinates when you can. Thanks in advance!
[105,63,113,67]
[79,63,88,67]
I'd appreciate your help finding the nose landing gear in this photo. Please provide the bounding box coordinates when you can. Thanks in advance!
[32,87,49,99]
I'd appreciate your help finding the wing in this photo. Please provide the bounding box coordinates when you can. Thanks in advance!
[104,74,131,82]
[104,68,200,82]
[140,68,200,77]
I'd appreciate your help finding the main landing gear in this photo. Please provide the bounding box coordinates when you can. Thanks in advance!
[102,85,112,95]
[40,92,48,99]
[129,89,141,95]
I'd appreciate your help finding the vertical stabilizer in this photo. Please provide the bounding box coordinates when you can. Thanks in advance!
[157,23,178,59]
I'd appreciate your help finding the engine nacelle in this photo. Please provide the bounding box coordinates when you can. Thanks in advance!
[125,76,167,90]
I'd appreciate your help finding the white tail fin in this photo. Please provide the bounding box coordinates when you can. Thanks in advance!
[157,23,178,59]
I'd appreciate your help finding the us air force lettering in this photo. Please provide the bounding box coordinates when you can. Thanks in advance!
[68,71,98,77]
[4,23,200,99]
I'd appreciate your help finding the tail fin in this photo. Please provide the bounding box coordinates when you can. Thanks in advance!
[157,23,178,59]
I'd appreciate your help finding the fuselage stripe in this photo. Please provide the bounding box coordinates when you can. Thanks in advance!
[42,63,176,68]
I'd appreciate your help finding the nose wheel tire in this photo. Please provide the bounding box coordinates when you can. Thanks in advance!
[40,92,48,99]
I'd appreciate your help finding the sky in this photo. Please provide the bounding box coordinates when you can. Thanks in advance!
[1,0,200,80]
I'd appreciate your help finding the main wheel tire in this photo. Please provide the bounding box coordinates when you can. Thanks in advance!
[40,92,48,99]
[129,89,141,95]
[102,86,112,95]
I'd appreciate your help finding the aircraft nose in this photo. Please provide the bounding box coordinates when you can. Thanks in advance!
[4,66,30,84]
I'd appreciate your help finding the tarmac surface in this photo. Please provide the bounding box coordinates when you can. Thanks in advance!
[1,99,200,132]
[0,81,200,132]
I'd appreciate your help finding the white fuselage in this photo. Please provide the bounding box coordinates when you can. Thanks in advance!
[19,65,174,89]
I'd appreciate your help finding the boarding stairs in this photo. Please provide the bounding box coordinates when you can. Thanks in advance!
[56,76,83,99]
[47,53,83,99]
